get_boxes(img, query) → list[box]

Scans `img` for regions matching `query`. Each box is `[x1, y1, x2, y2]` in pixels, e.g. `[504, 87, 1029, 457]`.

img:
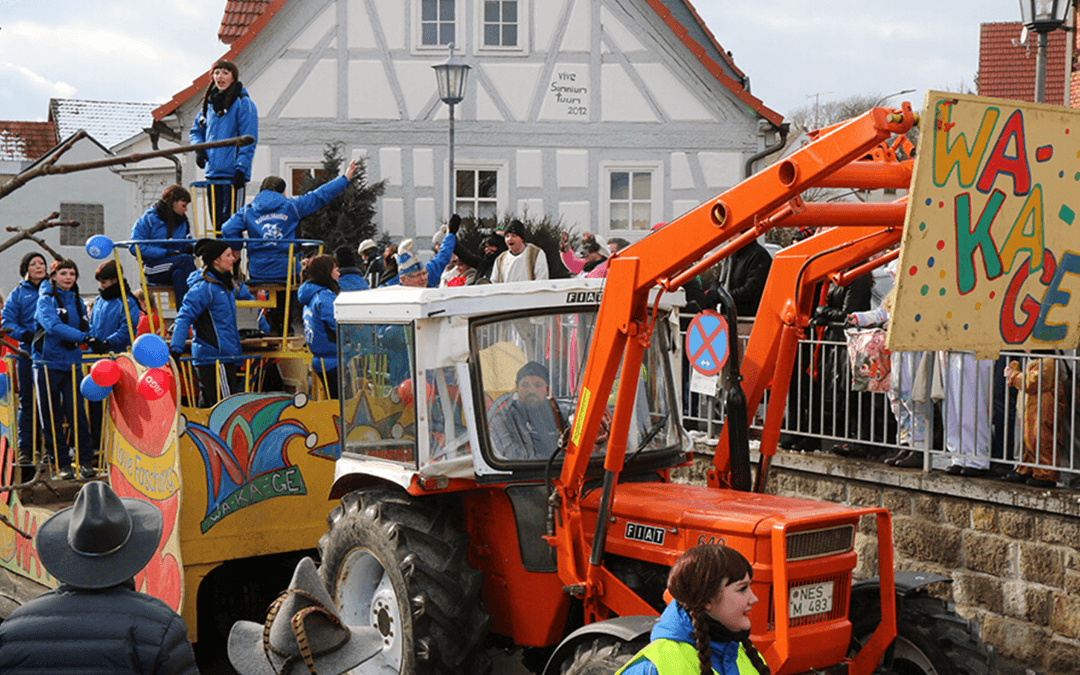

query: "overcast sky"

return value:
[0, 0, 1043, 123]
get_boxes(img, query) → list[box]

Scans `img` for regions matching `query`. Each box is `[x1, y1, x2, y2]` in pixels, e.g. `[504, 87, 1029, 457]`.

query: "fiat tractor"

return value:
[320, 102, 990, 675]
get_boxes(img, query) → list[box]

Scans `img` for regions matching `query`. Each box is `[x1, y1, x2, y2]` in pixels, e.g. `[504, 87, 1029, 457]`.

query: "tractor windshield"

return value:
[474, 308, 680, 467]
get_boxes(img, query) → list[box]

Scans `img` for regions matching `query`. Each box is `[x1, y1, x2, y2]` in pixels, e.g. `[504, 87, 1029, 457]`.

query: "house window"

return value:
[59, 203, 104, 246]
[291, 167, 332, 196]
[421, 0, 456, 46]
[455, 169, 498, 228]
[483, 1, 517, 47]
[609, 171, 653, 230]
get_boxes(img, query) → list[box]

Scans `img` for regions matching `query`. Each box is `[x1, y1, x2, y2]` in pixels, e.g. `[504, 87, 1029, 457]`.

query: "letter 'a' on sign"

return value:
[685, 310, 728, 377]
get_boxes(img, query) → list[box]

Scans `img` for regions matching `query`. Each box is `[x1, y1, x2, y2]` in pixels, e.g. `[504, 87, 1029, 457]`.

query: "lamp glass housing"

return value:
[1020, 0, 1071, 32]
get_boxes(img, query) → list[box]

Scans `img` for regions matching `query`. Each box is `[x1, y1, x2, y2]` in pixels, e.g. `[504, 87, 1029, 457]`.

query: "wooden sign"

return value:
[890, 91, 1080, 357]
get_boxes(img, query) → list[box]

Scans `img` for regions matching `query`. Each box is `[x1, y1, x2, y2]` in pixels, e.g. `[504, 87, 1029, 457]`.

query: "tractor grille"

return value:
[768, 573, 850, 630]
[786, 524, 854, 561]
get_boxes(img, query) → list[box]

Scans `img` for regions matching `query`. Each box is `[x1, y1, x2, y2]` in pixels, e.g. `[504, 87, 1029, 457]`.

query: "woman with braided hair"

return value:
[618, 545, 770, 675]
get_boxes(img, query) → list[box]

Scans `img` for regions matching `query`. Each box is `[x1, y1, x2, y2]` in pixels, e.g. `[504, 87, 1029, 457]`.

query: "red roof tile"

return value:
[218, 0, 273, 45]
[0, 121, 57, 162]
[978, 21, 1069, 105]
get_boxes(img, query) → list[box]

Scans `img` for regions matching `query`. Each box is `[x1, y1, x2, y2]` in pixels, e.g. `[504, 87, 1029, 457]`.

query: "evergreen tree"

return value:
[298, 144, 387, 252]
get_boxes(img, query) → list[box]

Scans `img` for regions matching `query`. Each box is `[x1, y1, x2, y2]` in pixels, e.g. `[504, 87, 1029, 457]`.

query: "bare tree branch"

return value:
[0, 213, 79, 258]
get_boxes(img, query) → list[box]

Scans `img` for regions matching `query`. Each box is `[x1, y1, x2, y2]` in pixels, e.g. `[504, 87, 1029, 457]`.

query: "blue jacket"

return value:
[33, 280, 88, 366]
[130, 202, 192, 268]
[169, 269, 254, 366]
[299, 281, 337, 372]
[337, 267, 370, 291]
[89, 285, 141, 350]
[2, 280, 42, 346]
[221, 176, 351, 281]
[383, 232, 456, 288]
[189, 87, 258, 181]
[619, 601, 758, 675]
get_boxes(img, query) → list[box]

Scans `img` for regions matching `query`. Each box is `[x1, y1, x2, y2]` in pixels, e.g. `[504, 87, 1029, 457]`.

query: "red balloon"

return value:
[90, 359, 121, 387]
[397, 379, 413, 406]
[0, 360, 6, 374]
[137, 367, 173, 401]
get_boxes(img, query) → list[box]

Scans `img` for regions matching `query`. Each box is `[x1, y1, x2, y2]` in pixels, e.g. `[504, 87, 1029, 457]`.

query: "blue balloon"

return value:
[132, 333, 169, 369]
[85, 235, 115, 260]
[80, 374, 112, 402]
[0, 373, 8, 399]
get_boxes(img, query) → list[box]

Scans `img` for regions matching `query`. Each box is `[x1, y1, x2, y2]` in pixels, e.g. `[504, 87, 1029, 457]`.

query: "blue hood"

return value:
[249, 189, 289, 214]
[297, 280, 321, 305]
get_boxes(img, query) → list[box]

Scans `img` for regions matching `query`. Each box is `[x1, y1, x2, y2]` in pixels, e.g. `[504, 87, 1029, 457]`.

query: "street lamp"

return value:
[875, 89, 915, 107]
[1019, 0, 1073, 103]
[432, 43, 471, 218]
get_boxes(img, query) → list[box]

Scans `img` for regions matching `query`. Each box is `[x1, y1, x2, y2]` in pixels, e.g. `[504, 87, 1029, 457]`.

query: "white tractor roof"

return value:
[334, 278, 685, 322]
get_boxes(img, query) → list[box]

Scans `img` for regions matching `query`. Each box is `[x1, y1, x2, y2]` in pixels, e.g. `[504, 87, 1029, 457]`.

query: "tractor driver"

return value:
[488, 361, 567, 461]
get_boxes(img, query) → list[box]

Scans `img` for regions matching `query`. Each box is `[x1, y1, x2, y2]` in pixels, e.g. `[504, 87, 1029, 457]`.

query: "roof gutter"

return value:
[745, 122, 789, 179]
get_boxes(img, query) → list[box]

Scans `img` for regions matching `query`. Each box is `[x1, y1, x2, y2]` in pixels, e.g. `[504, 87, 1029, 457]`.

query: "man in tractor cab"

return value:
[488, 361, 568, 461]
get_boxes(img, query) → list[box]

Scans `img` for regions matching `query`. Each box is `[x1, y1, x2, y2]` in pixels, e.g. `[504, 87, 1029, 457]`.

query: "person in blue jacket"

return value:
[86, 260, 140, 457]
[617, 545, 770, 675]
[33, 259, 93, 480]
[190, 59, 258, 228]
[168, 239, 254, 408]
[333, 246, 370, 291]
[2, 252, 48, 466]
[130, 185, 196, 305]
[299, 254, 341, 397]
[386, 215, 460, 288]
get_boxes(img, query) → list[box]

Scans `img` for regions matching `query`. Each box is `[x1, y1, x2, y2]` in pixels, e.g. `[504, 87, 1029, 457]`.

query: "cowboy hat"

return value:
[35, 481, 163, 590]
[228, 557, 383, 675]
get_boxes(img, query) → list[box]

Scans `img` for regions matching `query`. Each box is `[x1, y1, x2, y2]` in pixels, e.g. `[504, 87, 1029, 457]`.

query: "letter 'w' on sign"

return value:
[933, 101, 999, 188]
[955, 190, 1005, 294]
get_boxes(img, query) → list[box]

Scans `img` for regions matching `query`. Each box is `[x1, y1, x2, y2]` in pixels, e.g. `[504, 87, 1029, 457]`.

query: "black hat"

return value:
[334, 246, 357, 268]
[195, 238, 230, 266]
[35, 481, 163, 590]
[504, 220, 526, 239]
[19, 251, 47, 278]
[516, 360, 550, 385]
[228, 558, 383, 675]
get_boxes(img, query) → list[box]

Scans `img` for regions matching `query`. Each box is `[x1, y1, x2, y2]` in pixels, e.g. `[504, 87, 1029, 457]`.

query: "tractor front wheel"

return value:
[555, 636, 648, 675]
[318, 486, 491, 674]
[851, 591, 991, 675]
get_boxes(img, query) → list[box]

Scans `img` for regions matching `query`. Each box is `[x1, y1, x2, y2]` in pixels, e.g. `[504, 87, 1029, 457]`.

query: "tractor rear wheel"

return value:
[851, 591, 991, 675]
[556, 636, 648, 675]
[318, 486, 492, 674]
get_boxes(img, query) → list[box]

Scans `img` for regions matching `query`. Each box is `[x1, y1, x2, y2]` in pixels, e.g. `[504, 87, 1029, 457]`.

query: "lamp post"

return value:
[432, 43, 471, 218]
[875, 89, 915, 107]
[1020, 0, 1073, 103]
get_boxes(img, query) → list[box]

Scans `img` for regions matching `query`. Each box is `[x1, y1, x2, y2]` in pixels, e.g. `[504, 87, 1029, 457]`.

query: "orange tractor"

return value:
[319, 102, 991, 674]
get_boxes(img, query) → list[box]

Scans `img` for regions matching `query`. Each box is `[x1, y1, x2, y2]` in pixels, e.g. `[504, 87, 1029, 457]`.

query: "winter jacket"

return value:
[383, 232, 457, 288]
[2, 279, 42, 346]
[34, 280, 88, 366]
[89, 283, 141, 350]
[170, 268, 254, 365]
[337, 266, 370, 291]
[0, 581, 198, 675]
[189, 86, 258, 182]
[361, 254, 384, 289]
[727, 240, 772, 317]
[130, 202, 193, 269]
[299, 281, 337, 372]
[221, 176, 351, 281]
[618, 601, 765, 675]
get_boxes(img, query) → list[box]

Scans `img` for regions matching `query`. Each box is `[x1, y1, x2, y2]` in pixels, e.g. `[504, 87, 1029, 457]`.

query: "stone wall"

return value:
[681, 446, 1080, 675]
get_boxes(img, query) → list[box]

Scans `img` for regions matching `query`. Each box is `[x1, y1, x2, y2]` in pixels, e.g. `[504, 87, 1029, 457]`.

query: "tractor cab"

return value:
[332, 279, 689, 491]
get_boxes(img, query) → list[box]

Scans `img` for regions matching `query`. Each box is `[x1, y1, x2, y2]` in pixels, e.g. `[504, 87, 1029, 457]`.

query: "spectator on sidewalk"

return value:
[491, 220, 548, 283]
[1002, 351, 1064, 488]
[558, 232, 609, 278]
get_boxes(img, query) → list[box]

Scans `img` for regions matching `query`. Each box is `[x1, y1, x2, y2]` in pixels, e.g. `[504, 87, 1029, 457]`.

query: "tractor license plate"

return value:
[789, 581, 834, 619]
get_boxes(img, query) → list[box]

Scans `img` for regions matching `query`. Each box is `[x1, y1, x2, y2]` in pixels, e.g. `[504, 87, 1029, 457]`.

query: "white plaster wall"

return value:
[382, 198, 405, 237]
[481, 64, 543, 122]
[292, 5, 336, 49]
[282, 60, 338, 118]
[534, 0, 568, 53]
[476, 86, 502, 122]
[636, 64, 713, 122]
[414, 198, 436, 235]
[395, 61, 440, 120]
[672, 200, 701, 221]
[698, 152, 742, 190]
[348, 61, 399, 119]
[600, 7, 645, 53]
[413, 148, 434, 187]
[671, 152, 695, 191]
[516, 150, 543, 188]
[246, 60, 304, 114]
[347, 1, 378, 49]
[557, 150, 588, 188]
[558, 201, 591, 232]
[374, 0, 405, 50]
[601, 64, 658, 123]
[561, 0, 591, 52]
[518, 198, 544, 218]
[380, 148, 403, 186]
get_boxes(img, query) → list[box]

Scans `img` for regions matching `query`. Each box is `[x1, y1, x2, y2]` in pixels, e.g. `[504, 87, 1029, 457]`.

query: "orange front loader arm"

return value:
[553, 103, 917, 627]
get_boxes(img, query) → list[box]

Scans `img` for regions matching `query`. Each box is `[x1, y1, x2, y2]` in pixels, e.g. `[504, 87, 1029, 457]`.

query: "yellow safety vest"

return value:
[614, 638, 763, 675]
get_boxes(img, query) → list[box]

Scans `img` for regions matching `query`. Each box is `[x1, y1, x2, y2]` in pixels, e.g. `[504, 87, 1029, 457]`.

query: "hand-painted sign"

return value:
[890, 92, 1080, 356]
[685, 311, 729, 376]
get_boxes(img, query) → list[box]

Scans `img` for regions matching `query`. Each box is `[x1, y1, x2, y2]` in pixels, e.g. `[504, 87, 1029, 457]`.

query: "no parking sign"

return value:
[685, 310, 729, 376]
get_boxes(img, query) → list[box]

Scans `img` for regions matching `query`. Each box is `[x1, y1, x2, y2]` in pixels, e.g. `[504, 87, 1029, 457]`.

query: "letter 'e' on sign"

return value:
[891, 91, 1080, 356]
[685, 310, 728, 376]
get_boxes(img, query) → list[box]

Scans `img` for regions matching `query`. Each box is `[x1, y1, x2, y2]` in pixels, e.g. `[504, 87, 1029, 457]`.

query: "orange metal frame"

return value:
[554, 104, 917, 674]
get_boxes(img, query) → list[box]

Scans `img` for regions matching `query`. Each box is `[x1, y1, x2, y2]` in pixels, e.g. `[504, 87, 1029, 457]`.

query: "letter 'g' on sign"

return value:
[685, 311, 728, 376]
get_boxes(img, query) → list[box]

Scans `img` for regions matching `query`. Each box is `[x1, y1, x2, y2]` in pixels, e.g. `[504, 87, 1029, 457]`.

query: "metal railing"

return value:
[681, 320, 1080, 483]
